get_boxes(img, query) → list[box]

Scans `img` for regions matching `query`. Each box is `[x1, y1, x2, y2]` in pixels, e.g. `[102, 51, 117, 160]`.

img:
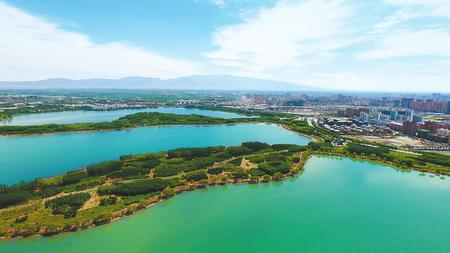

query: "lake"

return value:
[0, 107, 245, 126]
[1, 156, 449, 252]
[0, 123, 311, 184]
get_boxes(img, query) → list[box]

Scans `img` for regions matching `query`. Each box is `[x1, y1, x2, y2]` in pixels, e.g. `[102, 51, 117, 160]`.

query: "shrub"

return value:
[0, 191, 32, 209]
[232, 171, 248, 179]
[62, 170, 88, 185]
[271, 144, 297, 151]
[223, 164, 241, 173]
[87, 160, 123, 176]
[168, 146, 224, 159]
[250, 176, 259, 183]
[288, 145, 307, 153]
[248, 168, 265, 177]
[71, 178, 105, 191]
[242, 142, 270, 151]
[210, 151, 233, 161]
[45, 192, 91, 210]
[107, 166, 150, 178]
[93, 214, 112, 225]
[162, 187, 176, 197]
[185, 158, 215, 171]
[35, 187, 63, 198]
[264, 153, 287, 162]
[259, 161, 291, 175]
[262, 175, 271, 182]
[164, 178, 184, 188]
[153, 164, 186, 177]
[226, 146, 253, 156]
[417, 153, 450, 167]
[97, 179, 167, 196]
[248, 155, 265, 163]
[228, 158, 242, 166]
[198, 179, 209, 185]
[184, 171, 208, 181]
[99, 196, 117, 206]
[346, 143, 388, 156]
[45, 192, 90, 218]
[207, 167, 224, 175]
[273, 172, 283, 181]
[142, 159, 161, 168]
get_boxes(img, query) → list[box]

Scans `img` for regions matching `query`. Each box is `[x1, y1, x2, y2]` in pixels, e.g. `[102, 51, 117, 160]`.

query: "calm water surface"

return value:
[0, 107, 245, 126]
[0, 123, 310, 184]
[1, 156, 449, 253]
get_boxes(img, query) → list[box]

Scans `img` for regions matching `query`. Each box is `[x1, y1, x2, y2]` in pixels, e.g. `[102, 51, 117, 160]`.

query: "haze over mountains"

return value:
[0, 75, 317, 91]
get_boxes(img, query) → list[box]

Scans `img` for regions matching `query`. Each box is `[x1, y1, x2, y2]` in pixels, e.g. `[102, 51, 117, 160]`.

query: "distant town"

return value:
[1, 90, 449, 153]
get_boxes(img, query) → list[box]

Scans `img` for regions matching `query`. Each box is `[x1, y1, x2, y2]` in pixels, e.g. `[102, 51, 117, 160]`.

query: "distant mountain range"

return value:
[0, 75, 318, 91]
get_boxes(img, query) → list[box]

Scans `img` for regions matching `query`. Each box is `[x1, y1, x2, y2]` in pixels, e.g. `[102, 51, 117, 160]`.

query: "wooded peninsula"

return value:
[1, 110, 449, 239]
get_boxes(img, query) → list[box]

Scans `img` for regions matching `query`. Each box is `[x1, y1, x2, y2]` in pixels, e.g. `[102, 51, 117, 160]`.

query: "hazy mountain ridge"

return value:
[0, 75, 317, 91]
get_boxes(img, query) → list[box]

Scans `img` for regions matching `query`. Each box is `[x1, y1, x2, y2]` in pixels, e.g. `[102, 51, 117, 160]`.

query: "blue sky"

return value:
[1, 0, 449, 91]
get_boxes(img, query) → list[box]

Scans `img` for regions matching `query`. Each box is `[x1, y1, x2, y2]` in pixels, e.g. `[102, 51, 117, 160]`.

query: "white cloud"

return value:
[384, 0, 450, 18]
[203, 0, 355, 73]
[0, 2, 201, 81]
[359, 28, 450, 59]
[371, 8, 417, 33]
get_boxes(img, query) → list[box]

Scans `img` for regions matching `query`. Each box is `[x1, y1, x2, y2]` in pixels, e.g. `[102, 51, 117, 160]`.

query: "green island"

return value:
[0, 106, 302, 136]
[0, 112, 256, 135]
[1, 110, 449, 239]
[1, 142, 449, 238]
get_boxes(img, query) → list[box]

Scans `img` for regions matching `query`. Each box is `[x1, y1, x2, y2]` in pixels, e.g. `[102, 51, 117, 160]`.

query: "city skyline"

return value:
[1, 0, 450, 92]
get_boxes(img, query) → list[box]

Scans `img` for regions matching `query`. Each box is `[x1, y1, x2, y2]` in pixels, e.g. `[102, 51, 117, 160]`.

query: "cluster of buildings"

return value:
[318, 117, 392, 135]
[389, 120, 450, 143]
[336, 105, 449, 143]
[401, 97, 449, 113]
[337, 107, 421, 126]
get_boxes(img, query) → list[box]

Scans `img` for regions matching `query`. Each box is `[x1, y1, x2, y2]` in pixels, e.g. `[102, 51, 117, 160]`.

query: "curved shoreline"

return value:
[0, 163, 305, 240]
[0, 122, 316, 142]
[3, 151, 447, 241]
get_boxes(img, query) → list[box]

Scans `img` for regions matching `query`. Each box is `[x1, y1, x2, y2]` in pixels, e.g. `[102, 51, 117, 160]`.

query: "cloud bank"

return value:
[0, 2, 201, 81]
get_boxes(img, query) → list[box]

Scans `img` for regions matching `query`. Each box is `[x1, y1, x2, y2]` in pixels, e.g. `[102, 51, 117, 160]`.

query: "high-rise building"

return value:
[410, 100, 448, 113]
[405, 110, 414, 121]
[359, 111, 369, 122]
[400, 98, 414, 108]
[389, 110, 398, 121]
[403, 121, 417, 136]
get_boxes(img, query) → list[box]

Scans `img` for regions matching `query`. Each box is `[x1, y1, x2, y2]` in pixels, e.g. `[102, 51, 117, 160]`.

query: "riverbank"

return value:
[1, 141, 449, 239]
[0, 112, 258, 136]
[0, 142, 307, 239]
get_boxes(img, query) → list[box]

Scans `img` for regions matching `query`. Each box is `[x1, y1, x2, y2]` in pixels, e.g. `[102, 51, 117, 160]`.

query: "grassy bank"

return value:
[1, 138, 449, 239]
[0, 112, 258, 135]
[0, 142, 306, 238]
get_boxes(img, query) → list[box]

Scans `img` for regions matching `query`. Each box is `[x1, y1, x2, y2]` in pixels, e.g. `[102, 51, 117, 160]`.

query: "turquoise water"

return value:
[0, 107, 244, 126]
[0, 124, 310, 184]
[2, 156, 449, 252]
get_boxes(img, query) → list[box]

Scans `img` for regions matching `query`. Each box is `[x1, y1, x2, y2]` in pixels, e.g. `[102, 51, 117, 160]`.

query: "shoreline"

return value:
[0, 123, 248, 138]
[2, 152, 446, 241]
[279, 123, 317, 142]
[0, 122, 307, 139]
[0, 162, 306, 241]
